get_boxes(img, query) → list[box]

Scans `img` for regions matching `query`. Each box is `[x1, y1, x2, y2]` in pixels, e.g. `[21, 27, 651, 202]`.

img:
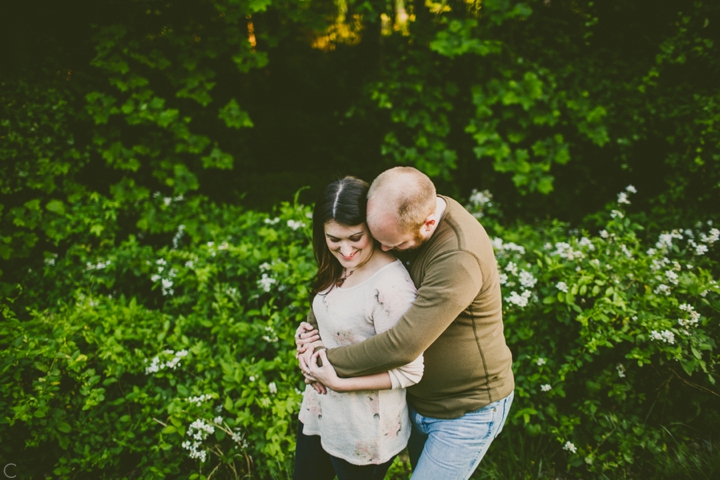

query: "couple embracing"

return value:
[293, 167, 514, 480]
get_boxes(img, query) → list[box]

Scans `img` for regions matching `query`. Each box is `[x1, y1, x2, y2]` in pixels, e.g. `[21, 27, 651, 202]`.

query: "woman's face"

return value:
[324, 220, 374, 270]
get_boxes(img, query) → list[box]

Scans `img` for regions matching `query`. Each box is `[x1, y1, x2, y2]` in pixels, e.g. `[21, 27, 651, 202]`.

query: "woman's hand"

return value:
[306, 350, 341, 391]
[295, 322, 320, 354]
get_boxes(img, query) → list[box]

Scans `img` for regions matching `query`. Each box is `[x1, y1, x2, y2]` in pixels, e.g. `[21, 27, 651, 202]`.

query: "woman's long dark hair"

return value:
[311, 176, 370, 295]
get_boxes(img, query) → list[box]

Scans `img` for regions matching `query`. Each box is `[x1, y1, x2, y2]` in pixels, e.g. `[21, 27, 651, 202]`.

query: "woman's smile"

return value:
[324, 220, 375, 271]
[339, 250, 359, 261]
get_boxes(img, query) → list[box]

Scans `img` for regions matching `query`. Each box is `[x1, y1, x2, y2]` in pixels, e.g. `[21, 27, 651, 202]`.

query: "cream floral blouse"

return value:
[299, 260, 423, 465]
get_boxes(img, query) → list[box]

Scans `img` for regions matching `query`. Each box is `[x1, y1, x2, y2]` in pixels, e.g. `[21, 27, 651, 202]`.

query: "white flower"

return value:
[258, 273, 277, 292]
[536, 358, 546, 366]
[187, 394, 212, 406]
[172, 224, 186, 249]
[616, 363, 626, 378]
[678, 304, 700, 328]
[625, 185, 637, 194]
[651, 256, 671, 272]
[264, 217, 280, 225]
[498, 273, 508, 285]
[541, 384, 552, 392]
[650, 330, 675, 345]
[505, 262, 519, 275]
[578, 237, 594, 249]
[665, 270, 679, 285]
[654, 284, 671, 296]
[145, 349, 189, 374]
[656, 231, 683, 250]
[249, 375, 256, 382]
[269, 382, 277, 395]
[505, 290, 532, 308]
[706, 228, 719, 244]
[695, 244, 708, 255]
[556, 282, 569, 293]
[161, 278, 174, 296]
[563, 441, 577, 453]
[213, 416, 223, 424]
[551, 242, 584, 260]
[163, 197, 172, 206]
[287, 219, 305, 230]
[183, 419, 215, 462]
[519, 270, 537, 288]
[610, 210, 624, 219]
[469, 189, 493, 207]
[617, 192, 630, 205]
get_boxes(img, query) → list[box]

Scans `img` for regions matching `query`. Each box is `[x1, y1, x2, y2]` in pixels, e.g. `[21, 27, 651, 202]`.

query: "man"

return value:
[299, 166, 514, 479]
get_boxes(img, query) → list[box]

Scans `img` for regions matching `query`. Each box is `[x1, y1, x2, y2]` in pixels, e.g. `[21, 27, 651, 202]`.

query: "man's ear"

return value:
[421, 217, 435, 233]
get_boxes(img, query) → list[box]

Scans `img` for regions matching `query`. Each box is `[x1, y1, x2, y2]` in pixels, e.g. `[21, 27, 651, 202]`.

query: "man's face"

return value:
[367, 213, 426, 252]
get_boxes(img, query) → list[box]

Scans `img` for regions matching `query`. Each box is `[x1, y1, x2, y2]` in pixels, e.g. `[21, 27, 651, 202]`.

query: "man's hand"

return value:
[306, 350, 340, 391]
[298, 347, 328, 394]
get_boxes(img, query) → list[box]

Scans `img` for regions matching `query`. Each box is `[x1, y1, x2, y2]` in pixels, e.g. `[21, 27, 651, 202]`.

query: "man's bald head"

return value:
[366, 167, 437, 236]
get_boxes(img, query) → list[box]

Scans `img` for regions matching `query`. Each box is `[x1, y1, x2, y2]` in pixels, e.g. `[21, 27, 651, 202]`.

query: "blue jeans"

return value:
[407, 391, 514, 480]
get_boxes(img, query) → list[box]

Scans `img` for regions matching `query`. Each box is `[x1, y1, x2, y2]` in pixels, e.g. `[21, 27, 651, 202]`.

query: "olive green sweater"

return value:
[308, 196, 514, 418]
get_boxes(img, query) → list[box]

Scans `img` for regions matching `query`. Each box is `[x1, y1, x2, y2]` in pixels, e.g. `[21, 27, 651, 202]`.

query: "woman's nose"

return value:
[340, 244, 353, 256]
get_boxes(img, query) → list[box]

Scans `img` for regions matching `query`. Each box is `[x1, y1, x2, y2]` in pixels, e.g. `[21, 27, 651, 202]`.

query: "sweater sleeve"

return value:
[327, 250, 483, 377]
[305, 306, 319, 330]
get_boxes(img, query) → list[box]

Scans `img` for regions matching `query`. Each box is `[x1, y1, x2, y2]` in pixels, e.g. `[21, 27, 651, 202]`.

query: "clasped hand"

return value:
[295, 322, 338, 394]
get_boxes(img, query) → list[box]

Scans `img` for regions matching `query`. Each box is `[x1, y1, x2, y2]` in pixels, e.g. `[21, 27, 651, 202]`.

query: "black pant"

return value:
[293, 420, 395, 480]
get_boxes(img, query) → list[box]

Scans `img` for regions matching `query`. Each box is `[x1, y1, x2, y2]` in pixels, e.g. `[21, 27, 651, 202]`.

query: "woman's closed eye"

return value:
[327, 234, 364, 243]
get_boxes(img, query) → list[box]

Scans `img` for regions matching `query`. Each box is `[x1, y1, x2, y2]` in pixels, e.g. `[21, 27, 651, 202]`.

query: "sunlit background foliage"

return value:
[1, 0, 719, 478]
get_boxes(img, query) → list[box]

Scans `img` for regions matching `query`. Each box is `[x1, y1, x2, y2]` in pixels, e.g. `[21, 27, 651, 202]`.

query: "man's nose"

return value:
[381, 244, 393, 252]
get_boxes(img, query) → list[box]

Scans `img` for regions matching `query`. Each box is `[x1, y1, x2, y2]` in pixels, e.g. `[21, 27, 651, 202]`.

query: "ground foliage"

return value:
[1, 190, 718, 478]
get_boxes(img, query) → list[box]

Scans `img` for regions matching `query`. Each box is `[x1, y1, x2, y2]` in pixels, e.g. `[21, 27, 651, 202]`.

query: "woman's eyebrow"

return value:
[326, 231, 365, 238]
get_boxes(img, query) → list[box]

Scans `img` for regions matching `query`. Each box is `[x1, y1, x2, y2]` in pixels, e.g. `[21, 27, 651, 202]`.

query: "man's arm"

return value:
[306, 308, 319, 330]
[326, 250, 483, 377]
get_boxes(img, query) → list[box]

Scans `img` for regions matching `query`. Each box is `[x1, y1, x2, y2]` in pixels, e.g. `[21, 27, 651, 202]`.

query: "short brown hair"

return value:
[367, 167, 436, 231]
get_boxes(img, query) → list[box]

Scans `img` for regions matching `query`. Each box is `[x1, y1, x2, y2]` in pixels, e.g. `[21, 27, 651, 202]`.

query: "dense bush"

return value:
[470, 187, 720, 477]
[2, 187, 718, 478]
[1, 198, 315, 478]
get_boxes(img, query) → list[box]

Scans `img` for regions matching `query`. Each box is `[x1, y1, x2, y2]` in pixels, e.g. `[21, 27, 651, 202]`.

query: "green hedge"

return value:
[1, 189, 718, 478]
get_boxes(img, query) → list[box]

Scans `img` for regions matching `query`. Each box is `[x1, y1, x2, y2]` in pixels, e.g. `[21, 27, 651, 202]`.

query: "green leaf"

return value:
[218, 99, 254, 129]
[46, 199, 66, 215]
[57, 422, 72, 433]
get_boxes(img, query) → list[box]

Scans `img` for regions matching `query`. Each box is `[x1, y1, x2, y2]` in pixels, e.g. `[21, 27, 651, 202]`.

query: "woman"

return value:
[293, 176, 423, 480]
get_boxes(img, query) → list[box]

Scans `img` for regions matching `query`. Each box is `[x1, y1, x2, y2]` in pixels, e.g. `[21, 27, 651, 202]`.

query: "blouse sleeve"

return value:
[369, 264, 424, 389]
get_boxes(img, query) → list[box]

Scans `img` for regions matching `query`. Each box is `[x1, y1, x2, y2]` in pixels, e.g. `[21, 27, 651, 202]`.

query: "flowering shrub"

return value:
[468, 187, 720, 475]
[1, 187, 718, 478]
[0, 198, 315, 479]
